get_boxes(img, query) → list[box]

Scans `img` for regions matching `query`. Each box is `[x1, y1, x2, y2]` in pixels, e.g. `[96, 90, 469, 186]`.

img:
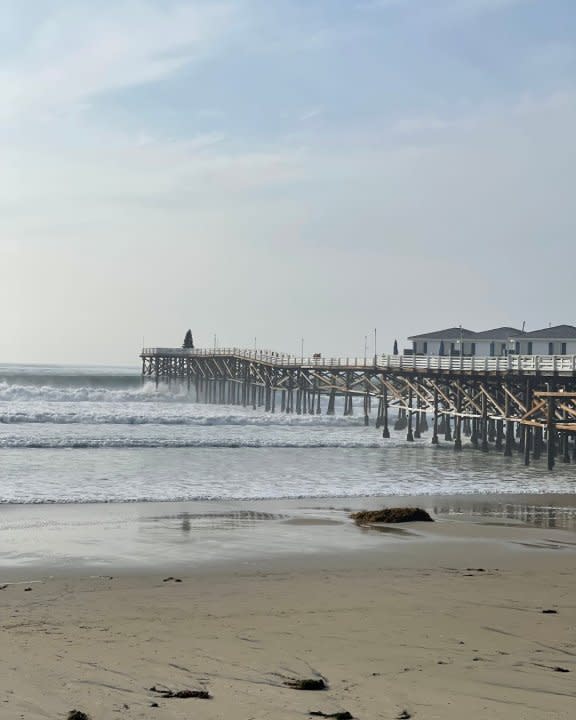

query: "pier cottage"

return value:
[408, 325, 576, 356]
[509, 325, 576, 356]
[408, 327, 476, 357]
[471, 327, 522, 357]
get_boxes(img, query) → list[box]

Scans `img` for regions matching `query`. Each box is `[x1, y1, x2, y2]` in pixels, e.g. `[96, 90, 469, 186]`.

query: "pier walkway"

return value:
[141, 347, 576, 470]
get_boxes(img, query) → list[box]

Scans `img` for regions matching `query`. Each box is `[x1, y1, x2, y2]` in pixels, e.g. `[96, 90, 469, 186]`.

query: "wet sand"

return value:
[2, 493, 576, 575]
[1, 496, 576, 718]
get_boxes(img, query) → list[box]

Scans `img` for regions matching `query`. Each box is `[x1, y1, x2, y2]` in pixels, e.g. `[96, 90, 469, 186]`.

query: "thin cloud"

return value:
[0, 0, 239, 123]
[300, 107, 324, 122]
[360, 0, 534, 23]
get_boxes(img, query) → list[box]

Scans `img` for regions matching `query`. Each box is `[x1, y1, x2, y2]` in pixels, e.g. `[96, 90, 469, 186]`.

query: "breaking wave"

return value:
[0, 409, 362, 426]
[0, 381, 184, 403]
[0, 437, 384, 449]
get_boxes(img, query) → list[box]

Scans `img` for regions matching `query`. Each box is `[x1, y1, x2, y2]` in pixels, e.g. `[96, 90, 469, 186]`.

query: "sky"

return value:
[1, 0, 575, 364]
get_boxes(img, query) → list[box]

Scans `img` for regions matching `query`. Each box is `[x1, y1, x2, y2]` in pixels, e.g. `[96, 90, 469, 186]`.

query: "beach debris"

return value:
[162, 577, 182, 583]
[542, 609, 558, 614]
[150, 702, 159, 708]
[309, 711, 353, 719]
[67, 711, 91, 720]
[149, 685, 211, 699]
[24, 587, 32, 592]
[531, 661, 570, 673]
[397, 711, 412, 719]
[0, 585, 7, 590]
[351, 507, 433, 524]
[284, 678, 327, 691]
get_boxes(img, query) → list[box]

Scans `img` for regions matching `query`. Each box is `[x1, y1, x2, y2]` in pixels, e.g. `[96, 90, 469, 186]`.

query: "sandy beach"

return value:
[1, 498, 576, 720]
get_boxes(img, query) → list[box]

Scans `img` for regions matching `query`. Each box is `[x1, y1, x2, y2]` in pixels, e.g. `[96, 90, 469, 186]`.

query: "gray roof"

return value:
[473, 327, 522, 340]
[516, 324, 576, 339]
[409, 324, 576, 341]
[408, 327, 476, 341]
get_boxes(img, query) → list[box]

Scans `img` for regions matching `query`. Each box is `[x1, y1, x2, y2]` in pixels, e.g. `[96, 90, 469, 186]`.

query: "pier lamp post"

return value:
[301, 338, 304, 361]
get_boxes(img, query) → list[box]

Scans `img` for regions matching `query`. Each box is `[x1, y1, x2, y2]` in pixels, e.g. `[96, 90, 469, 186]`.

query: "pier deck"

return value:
[141, 347, 576, 470]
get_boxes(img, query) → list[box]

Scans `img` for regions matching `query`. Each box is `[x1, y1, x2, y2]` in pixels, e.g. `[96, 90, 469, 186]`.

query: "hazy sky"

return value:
[2, 0, 575, 365]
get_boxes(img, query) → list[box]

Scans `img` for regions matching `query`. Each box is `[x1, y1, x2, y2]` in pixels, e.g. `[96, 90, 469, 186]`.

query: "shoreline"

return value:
[1, 492, 576, 578]
[1, 516, 575, 719]
[2, 494, 575, 718]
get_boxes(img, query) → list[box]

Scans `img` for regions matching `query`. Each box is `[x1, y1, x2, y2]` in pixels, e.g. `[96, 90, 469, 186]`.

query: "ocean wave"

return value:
[0, 486, 572, 505]
[0, 437, 384, 449]
[0, 381, 187, 403]
[0, 410, 362, 427]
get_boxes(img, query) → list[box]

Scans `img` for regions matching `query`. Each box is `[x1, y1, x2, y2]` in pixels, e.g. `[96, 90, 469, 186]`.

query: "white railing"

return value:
[140, 348, 576, 376]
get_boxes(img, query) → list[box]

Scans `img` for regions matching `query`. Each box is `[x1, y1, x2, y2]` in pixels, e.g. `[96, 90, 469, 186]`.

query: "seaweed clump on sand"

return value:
[351, 507, 433, 524]
[149, 686, 212, 699]
[284, 678, 327, 691]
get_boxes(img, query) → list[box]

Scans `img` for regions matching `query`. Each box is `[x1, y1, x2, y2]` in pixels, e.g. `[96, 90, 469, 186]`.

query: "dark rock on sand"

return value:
[351, 508, 433, 524]
[284, 678, 327, 690]
[67, 711, 91, 720]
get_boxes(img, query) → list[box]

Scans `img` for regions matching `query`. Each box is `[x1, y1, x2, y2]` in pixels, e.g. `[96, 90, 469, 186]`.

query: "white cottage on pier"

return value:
[509, 325, 576, 356]
[408, 325, 576, 356]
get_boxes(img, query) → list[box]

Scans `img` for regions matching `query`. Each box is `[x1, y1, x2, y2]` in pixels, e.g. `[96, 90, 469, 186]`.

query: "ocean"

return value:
[0, 363, 575, 505]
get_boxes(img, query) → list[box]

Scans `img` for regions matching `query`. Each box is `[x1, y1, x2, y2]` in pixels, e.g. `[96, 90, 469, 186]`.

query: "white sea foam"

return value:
[0, 380, 182, 403]
[0, 408, 363, 426]
[0, 438, 384, 449]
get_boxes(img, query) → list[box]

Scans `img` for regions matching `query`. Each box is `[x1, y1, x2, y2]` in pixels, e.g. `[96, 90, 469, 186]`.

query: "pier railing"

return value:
[141, 348, 576, 376]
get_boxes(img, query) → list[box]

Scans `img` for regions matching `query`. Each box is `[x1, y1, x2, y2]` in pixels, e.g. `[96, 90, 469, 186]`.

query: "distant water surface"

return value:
[0, 363, 575, 505]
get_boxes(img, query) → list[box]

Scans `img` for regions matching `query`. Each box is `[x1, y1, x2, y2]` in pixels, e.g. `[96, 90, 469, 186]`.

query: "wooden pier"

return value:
[140, 347, 576, 470]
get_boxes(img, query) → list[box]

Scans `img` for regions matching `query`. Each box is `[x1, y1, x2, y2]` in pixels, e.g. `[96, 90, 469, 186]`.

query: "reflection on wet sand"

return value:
[144, 510, 285, 533]
[434, 502, 576, 530]
[359, 524, 416, 537]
